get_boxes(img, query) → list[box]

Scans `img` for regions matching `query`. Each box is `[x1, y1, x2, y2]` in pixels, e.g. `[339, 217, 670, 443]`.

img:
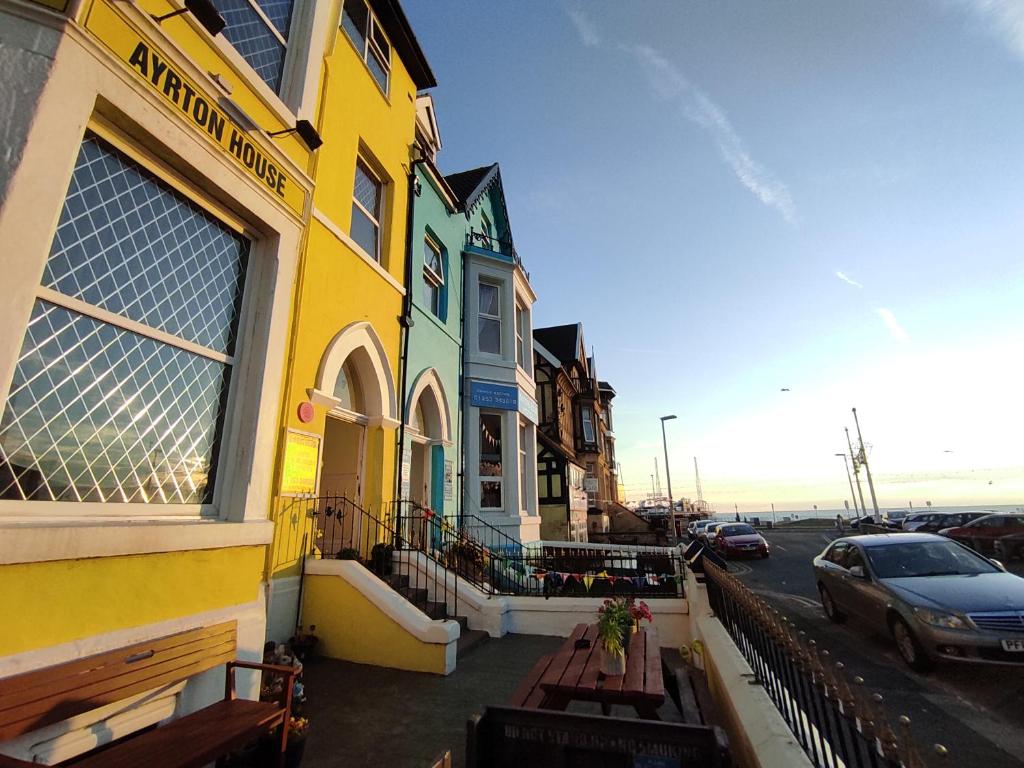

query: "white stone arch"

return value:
[309, 321, 399, 425]
[406, 367, 452, 444]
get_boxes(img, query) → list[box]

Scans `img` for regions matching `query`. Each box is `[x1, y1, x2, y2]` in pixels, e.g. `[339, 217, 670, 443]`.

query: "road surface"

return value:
[727, 529, 1024, 767]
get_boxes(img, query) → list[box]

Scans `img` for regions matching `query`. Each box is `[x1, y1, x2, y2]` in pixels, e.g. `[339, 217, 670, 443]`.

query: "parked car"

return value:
[882, 510, 911, 529]
[905, 511, 990, 534]
[940, 513, 1024, 556]
[995, 532, 1024, 562]
[813, 533, 1024, 671]
[713, 523, 769, 559]
[849, 515, 876, 530]
[687, 519, 714, 541]
[702, 522, 725, 546]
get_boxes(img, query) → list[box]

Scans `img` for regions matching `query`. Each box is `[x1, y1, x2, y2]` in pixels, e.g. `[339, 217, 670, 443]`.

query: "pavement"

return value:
[729, 529, 1024, 768]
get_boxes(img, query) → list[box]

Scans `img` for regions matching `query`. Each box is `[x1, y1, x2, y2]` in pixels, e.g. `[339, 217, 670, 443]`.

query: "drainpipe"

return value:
[457, 244, 468, 527]
[395, 156, 423, 519]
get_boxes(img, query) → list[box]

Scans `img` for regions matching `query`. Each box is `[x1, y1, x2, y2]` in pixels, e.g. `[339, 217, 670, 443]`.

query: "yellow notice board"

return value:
[281, 430, 321, 496]
[84, 1, 306, 217]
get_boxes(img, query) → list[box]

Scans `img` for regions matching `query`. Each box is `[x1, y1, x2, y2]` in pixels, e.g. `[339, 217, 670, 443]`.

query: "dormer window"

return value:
[341, 0, 392, 94]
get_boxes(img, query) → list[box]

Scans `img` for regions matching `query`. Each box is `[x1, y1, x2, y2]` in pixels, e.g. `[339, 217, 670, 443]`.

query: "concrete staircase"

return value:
[383, 572, 489, 659]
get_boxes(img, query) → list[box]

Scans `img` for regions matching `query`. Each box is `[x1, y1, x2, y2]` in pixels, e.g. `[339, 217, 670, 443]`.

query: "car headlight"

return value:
[913, 607, 968, 630]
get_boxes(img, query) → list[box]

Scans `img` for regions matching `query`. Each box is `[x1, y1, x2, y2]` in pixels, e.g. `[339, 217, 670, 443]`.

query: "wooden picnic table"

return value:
[508, 622, 665, 720]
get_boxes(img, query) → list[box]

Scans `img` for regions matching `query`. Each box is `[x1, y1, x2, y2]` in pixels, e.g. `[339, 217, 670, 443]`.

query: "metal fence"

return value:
[398, 505, 685, 600]
[703, 561, 940, 768]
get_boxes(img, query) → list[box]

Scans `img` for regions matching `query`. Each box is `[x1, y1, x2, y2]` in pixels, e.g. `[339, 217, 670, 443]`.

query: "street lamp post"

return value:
[660, 415, 677, 538]
[852, 408, 880, 522]
[835, 453, 859, 517]
[845, 427, 867, 517]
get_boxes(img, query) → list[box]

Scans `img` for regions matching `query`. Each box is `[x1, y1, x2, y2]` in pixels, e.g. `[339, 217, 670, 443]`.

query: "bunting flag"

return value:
[528, 570, 681, 588]
[583, 575, 595, 591]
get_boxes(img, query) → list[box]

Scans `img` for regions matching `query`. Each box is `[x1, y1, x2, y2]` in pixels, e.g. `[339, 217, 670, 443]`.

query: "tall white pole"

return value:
[853, 408, 880, 522]
[846, 427, 867, 516]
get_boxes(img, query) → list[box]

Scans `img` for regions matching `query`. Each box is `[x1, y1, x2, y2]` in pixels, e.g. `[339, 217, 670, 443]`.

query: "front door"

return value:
[320, 416, 365, 554]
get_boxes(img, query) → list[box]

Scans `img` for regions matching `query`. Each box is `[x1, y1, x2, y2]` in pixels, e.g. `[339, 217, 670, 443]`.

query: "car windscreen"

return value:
[721, 524, 756, 536]
[866, 540, 1000, 578]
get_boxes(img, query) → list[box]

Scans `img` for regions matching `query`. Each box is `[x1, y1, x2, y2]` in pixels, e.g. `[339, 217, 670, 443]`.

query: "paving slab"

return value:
[300, 633, 565, 768]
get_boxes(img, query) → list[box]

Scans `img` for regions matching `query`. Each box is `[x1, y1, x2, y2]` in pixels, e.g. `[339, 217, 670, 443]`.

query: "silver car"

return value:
[813, 533, 1024, 671]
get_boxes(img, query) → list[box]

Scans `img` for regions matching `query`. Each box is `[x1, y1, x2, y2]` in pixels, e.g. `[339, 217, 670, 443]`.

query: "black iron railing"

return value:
[280, 494, 458, 623]
[395, 504, 685, 599]
[704, 562, 939, 768]
[466, 230, 529, 278]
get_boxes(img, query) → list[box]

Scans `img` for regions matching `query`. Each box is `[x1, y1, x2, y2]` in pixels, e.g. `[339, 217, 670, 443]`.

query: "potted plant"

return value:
[370, 542, 394, 576]
[628, 599, 653, 633]
[597, 598, 632, 676]
[336, 547, 360, 561]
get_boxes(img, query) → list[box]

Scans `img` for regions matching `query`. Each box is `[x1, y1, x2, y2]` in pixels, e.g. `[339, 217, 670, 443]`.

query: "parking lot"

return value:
[728, 528, 1024, 767]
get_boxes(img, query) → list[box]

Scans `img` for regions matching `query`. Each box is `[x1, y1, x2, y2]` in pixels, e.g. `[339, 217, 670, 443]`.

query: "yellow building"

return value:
[264, 0, 436, 641]
[0, 0, 325, 760]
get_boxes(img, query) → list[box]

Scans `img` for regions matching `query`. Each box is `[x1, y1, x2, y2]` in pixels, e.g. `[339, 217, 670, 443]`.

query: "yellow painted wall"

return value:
[80, 0, 310, 171]
[303, 574, 449, 674]
[268, 18, 421, 578]
[0, 547, 263, 657]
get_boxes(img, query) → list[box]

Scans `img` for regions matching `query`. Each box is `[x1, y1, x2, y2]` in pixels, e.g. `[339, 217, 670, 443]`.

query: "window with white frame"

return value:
[0, 134, 249, 505]
[515, 300, 527, 368]
[478, 281, 501, 355]
[581, 405, 596, 444]
[351, 159, 383, 260]
[479, 411, 503, 509]
[422, 237, 444, 318]
[214, 0, 296, 93]
[341, 0, 392, 93]
[518, 419, 529, 511]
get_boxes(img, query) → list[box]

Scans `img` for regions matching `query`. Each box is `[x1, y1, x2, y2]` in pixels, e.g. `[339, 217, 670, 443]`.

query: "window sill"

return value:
[312, 207, 405, 295]
[0, 517, 274, 565]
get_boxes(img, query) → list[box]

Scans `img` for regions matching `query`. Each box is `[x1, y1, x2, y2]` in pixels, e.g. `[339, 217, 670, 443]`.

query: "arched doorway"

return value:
[309, 322, 398, 553]
[406, 368, 452, 514]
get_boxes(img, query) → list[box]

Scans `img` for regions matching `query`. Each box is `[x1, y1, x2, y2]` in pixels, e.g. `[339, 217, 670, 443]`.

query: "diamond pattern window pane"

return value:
[213, 0, 287, 92]
[256, 0, 295, 38]
[353, 161, 381, 218]
[0, 301, 231, 503]
[44, 136, 249, 356]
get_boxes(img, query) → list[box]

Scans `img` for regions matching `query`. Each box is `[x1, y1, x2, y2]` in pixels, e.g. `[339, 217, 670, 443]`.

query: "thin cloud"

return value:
[955, 0, 1024, 58]
[566, 6, 601, 47]
[626, 44, 797, 225]
[835, 271, 863, 288]
[877, 308, 910, 343]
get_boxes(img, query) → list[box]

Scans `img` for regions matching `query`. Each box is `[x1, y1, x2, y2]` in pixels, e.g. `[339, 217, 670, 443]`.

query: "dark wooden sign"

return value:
[466, 706, 727, 768]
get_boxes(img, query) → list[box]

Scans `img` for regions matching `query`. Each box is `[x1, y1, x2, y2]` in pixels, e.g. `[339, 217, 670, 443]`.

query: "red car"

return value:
[940, 513, 1024, 556]
[713, 523, 769, 559]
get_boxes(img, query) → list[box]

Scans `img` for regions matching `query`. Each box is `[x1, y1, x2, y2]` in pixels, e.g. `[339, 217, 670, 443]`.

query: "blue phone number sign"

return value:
[470, 381, 519, 411]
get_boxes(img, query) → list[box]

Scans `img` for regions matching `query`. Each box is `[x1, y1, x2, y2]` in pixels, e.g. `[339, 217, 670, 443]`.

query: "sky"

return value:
[403, 0, 1024, 512]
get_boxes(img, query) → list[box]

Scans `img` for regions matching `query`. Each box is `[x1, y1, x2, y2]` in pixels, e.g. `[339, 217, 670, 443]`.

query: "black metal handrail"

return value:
[703, 561, 939, 768]
[280, 494, 458, 624]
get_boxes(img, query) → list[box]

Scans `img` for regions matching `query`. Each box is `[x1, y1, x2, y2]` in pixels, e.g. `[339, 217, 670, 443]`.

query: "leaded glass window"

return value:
[213, 0, 295, 93]
[351, 160, 383, 260]
[0, 134, 249, 505]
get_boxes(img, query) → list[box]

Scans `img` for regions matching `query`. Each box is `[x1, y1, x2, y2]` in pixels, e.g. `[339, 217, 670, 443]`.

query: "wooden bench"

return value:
[0, 621, 297, 768]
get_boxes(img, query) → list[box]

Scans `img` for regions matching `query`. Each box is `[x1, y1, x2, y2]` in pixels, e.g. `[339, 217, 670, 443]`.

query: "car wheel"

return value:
[890, 616, 933, 673]
[819, 584, 845, 623]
